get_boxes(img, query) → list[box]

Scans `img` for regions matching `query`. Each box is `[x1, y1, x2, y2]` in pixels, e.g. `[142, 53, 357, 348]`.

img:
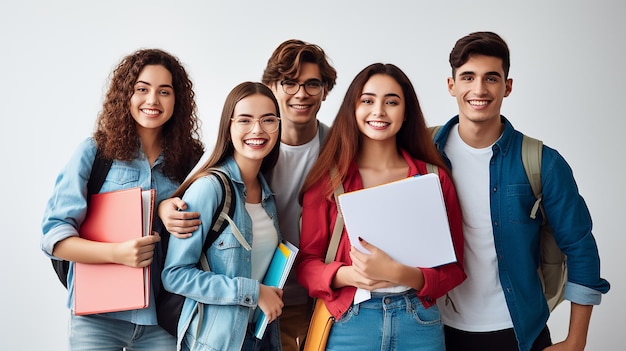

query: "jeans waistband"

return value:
[370, 288, 416, 298]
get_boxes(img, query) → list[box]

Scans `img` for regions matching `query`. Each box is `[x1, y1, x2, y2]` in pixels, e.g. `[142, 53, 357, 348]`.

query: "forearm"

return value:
[564, 302, 593, 349]
[52, 236, 116, 264]
[389, 263, 425, 291]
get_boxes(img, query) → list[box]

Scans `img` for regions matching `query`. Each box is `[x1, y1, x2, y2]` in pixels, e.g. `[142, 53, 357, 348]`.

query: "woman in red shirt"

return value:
[297, 63, 466, 351]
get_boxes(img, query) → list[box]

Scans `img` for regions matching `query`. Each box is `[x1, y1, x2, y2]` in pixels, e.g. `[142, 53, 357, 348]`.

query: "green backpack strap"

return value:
[521, 135, 545, 222]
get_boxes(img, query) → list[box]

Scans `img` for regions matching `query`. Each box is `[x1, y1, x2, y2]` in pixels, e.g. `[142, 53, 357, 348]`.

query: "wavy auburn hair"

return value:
[93, 48, 204, 183]
[300, 63, 449, 201]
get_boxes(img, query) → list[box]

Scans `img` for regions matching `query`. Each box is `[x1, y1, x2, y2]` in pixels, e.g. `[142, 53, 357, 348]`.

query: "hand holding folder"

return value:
[74, 186, 155, 315]
[337, 174, 457, 303]
[254, 241, 299, 339]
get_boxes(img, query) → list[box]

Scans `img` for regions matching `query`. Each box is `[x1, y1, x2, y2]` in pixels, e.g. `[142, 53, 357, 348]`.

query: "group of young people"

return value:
[41, 32, 609, 351]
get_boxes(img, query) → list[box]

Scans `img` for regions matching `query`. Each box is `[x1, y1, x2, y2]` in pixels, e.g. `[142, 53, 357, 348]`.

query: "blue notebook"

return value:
[254, 241, 299, 339]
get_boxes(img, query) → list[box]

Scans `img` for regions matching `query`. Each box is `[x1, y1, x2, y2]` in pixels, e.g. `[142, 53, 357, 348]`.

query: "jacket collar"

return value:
[434, 115, 516, 158]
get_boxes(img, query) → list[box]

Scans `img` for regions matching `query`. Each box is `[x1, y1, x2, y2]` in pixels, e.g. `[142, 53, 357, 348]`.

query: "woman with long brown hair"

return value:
[297, 63, 466, 350]
[162, 82, 284, 351]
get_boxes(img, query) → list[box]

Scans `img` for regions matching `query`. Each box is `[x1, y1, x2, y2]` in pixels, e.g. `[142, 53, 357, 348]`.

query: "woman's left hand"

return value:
[350, 237, 399, 284]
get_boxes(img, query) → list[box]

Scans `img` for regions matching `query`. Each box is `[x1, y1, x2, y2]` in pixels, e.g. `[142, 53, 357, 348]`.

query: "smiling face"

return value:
[230, 94, 280, 165]
[269, 62, 327, 131]
[130, 64, 175, 133]
[355, 74, 405, 143]
[448, 54, 512, 127]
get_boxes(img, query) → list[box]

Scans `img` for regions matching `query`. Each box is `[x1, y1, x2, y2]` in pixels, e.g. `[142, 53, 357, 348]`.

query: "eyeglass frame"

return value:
[230, 116, 281, 133]
[279, 79, 324, 96]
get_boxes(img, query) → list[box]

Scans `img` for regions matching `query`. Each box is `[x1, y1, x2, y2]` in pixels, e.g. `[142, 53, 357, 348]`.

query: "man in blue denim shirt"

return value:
[434, 32, 610, 351]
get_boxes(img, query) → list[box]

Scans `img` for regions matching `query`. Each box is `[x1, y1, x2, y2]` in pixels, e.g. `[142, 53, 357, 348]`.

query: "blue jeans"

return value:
[326, 290, 444, 351]
[70, 314, 175, 351]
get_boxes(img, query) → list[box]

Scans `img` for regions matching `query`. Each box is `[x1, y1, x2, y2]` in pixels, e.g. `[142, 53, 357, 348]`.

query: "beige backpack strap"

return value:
[521, 135, 545, 222]
[326, 166, 345, 263]
[425, 163, 439, 175]
[428, 125, 442, 139]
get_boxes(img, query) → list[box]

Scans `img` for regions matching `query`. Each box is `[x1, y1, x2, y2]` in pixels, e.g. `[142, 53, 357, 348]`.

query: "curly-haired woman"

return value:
[41, 48, 204, 350]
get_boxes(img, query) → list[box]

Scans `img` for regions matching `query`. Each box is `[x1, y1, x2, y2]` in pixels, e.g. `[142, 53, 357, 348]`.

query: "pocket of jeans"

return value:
[411, 299, 441, 325]
[334, 304, 356, 324]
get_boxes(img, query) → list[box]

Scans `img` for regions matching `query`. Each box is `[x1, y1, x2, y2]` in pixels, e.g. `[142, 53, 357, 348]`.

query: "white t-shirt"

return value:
[246, 202, 278, 282]
[438, 124, 513, 331]
[266, 130, 321, 305]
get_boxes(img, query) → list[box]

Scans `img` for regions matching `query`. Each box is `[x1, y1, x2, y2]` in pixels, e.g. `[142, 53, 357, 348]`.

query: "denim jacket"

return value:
[41, 137, 180, 325]
[162, 156, 281, 351]
[433, 116, 610, 351]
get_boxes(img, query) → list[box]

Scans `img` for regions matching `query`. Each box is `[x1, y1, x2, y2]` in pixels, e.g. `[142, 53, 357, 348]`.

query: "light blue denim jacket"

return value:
[162, 156, 281, 351]
[41, 137, 180, 325]
[434, 116, 610, 351]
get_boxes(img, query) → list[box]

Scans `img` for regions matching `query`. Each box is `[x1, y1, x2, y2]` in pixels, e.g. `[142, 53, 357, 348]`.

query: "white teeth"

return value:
[469, 100, 488, 106]
[291, 105, 309, 110]
[368, 121, 389, 128]
[244, 139, 266, 146]
[142, 109, 160, 115]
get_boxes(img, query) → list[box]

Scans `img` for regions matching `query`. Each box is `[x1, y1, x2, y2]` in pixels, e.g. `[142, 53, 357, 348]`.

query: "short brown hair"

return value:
[262, 39, 337, 92]
[449, 32, 510, 79]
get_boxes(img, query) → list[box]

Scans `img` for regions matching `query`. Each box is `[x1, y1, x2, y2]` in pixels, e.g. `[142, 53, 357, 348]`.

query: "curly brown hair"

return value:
[93, 48, 204, 183]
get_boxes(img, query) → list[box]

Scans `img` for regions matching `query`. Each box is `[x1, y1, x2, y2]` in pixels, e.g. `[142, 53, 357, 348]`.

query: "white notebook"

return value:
[338, 173, 457, 268]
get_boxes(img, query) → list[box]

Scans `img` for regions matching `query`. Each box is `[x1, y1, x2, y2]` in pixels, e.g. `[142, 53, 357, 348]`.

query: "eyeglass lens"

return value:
[232, 117, 280, 133]
[280, 80, 323, 96]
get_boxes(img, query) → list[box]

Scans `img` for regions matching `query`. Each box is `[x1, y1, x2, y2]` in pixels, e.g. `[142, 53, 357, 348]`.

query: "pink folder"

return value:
[74, 187, 154, 315]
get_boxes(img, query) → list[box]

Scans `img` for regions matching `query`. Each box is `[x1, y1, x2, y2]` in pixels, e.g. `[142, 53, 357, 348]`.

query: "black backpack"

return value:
[155, 169, 236, 337]
[51, 149, 112, 288]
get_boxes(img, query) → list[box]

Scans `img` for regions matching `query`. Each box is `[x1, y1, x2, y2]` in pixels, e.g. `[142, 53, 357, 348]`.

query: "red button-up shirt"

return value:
[296, 149, 466, 319]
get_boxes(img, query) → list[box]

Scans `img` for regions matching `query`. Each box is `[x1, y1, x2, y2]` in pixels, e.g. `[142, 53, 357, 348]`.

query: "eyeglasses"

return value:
[280, 79, 324, 96]
[230, 116, 281, 133]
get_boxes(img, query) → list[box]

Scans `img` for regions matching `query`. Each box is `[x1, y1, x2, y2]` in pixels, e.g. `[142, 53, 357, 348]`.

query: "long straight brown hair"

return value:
[300, 63, 449, 202]
[172, 82, 281, 198]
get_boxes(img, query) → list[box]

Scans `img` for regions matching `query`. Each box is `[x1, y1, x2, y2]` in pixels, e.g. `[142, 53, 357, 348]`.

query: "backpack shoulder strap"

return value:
[326, 166, 345, 264]
[425, 163, 439, 175]
[201, 169, 236, 255]
[521, 135, 544, 221]
[87, 148, 113, 199]
[428, 125, 442, 140]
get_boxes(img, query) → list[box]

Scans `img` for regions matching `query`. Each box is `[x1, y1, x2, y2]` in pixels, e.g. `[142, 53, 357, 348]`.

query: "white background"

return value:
[1, 1, 623, 349]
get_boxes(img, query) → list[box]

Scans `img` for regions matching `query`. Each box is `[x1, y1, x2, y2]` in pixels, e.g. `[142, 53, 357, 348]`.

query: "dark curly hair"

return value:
[93, 48, 204, 183]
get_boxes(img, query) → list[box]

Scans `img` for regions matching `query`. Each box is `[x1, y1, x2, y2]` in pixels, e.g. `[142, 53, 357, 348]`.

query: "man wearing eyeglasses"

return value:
[261, 39, 337, 351]
[158, 39, 337, 350]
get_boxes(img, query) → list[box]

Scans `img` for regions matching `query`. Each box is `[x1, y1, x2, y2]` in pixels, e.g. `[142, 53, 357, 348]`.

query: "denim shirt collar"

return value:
[219, 156, 274, 203]
[434, 115, 517, 165]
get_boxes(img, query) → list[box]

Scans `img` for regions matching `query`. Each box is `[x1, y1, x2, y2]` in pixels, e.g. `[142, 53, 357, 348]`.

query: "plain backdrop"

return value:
[1, 1, 623, 350]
